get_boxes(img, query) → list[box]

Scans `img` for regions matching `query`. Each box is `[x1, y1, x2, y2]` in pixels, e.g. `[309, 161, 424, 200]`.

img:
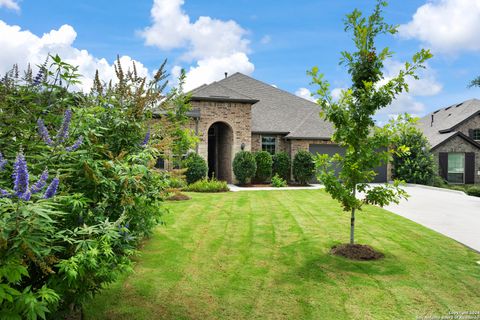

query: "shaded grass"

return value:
[85, 190, 480, 320]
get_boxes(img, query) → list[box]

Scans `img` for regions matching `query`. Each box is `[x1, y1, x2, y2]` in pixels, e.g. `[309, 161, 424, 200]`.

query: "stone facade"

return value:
[433, 135, 480, 184]
[251, 133, 289, 154]
[455, 114, 480, 140]
[289, 139, 335, 157]
[189, 100, 253, 183]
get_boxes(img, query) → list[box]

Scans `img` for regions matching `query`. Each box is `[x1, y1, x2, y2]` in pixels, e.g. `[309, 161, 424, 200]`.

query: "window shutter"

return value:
[439, 153, 448, 180]
[469, 129, 474, 138]
[465, 152, 475, 184]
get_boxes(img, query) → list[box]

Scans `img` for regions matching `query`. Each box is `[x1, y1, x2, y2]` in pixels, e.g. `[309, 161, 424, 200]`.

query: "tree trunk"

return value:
[350, 207, 355, 245]
[350, 186, 356, 244]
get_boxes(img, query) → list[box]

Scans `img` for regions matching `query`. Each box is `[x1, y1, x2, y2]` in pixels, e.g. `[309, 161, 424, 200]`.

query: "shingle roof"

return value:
[418, 98, 480, 149]
[190, 72, 334, 139]
[189, 81, 258, 103]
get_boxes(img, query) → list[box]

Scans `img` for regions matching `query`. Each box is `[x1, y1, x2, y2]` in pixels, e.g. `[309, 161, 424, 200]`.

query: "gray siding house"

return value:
[419, 99, 480, 184]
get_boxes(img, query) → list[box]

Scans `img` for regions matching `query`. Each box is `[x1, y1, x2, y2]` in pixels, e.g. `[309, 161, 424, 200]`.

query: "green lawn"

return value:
[85, 190, 480, 320]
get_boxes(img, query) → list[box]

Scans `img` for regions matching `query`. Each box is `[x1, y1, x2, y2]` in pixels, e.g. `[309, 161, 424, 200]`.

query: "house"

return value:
[418, 99, 480, 184]
[180, 72, 387, 183]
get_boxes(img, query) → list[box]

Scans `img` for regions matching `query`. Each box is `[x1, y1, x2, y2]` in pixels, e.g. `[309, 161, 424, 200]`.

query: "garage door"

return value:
[309, 144, 387, 183]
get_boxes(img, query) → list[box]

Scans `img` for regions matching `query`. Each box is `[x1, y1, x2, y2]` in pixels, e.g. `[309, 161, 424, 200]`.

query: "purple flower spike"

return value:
[43, 177, 59, 199]
[0, 189, 10, 198]
[141, 128, 150, 147]
[0, 152, 6, 171]
[20, 190, 31, 201]
[37, 119, 54, 146]
[33, 67, 44, 86]
[55, 109, 72, 144]
[31, 169, 49, 194]
[66, 136, 84, 152]
[12, 151, 29, 197]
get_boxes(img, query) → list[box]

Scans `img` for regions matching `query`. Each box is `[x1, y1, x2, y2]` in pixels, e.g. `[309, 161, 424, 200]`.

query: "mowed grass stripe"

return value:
[85, 190, 480, 320]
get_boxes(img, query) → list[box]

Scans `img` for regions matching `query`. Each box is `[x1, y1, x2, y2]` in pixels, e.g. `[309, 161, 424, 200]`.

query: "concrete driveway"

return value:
[384, 185, 480, 252]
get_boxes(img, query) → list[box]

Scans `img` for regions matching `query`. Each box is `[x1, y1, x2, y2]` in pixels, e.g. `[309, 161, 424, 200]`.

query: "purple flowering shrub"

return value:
[37, 109, 84, 151]
[0, 150, 59, 201]
[0, 55, 190, 318]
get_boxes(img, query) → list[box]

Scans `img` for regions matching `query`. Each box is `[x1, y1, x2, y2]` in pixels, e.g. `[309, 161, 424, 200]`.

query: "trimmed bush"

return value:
[272, 152, 291, 181]
[271, 174, 288, 188]
[183, 153, 208, 184]
[293, 150, 315, 185]
[254, 151, 273, 183]
[233, 151, 257, 185]
[168, 177, 187, 189]
[184, 178, 229, 192]
[467, 186, 480, 197]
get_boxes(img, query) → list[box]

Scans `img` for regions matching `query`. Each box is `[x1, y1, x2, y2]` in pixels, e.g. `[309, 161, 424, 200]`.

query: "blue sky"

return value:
[1, 0, 479, 123]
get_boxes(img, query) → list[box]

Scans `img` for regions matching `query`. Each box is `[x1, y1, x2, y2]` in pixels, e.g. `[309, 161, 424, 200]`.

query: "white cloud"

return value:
[295, 87, 316, 102]
[399, 0, 480, 54]
[331, 88, 346, 101]
[380, 59, 442, 97]
[376, 59, 442, 117]
[0, 0, 20, 11]
[0, 20, 149, 92]
[141, 0, 254, 91]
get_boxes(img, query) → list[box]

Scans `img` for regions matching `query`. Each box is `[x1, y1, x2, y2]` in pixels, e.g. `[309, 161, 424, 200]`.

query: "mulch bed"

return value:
[330, 244, 384, 260]
[167, 192, 191, 201]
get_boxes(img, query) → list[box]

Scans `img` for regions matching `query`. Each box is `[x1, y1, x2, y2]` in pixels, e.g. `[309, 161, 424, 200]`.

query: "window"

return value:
[473, 129, 480, 140]
[447, 153, 465, 184]
[261, 136, 276, 155]
[155, 157, 165, 169]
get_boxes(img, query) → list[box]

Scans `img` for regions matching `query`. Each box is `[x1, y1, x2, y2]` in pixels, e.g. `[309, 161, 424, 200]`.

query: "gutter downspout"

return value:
[195, 117, 199, 154]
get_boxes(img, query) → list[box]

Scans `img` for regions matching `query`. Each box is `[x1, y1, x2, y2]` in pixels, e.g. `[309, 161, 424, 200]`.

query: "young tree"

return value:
[309, 1, 432, 246]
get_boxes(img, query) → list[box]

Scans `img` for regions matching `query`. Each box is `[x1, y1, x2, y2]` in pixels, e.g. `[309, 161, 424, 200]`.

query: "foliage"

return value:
[468, 76, 480, 88]
[466, 186, 480, 197]
[183, 153, 208, 184]
[271, 174, 288, 188]
[385, 114, 436, 185]
[233, 151, 257, 185]
[272, 152, 291, 181]
[254, 151, 273, 183]
[0, 55, 191, 318]
[292, 150, 315, 185]
[309, 1, 431, 244]
[184, 178, 229, 192]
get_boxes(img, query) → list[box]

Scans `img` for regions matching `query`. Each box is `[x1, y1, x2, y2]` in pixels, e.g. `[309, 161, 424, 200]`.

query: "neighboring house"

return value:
[173, 72, 387, 183]
[419, 99, 480, 184]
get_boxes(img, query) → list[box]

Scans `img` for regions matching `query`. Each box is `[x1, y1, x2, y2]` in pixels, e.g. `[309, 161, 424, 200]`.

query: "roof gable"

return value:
[191, 72, 334, 138]
[189, 81, 258, 103]
[418, 99, 480, 149]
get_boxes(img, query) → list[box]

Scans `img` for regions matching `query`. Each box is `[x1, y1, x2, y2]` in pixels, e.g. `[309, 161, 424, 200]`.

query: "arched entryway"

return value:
[207, 122, 233, 183]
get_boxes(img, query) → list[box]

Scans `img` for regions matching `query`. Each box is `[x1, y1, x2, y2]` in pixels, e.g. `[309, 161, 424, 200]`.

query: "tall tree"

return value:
[309, 1, 432, 246]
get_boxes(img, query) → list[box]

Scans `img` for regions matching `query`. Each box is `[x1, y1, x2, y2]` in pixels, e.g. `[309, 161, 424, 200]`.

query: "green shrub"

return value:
[184, 178, 229, 192]
[168, 177, 187, 189]
[233, 151, 257, 185]
[390, 115, 436, 185]
[271, 174, 288, 187]
[183, 153, 208, 184]
[467, 186, 480, 197]
[0, 56, 192, 318]
[272, 152, 291, 181]
[293, 150, 315, 185]
[254, 151, 273, 183]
